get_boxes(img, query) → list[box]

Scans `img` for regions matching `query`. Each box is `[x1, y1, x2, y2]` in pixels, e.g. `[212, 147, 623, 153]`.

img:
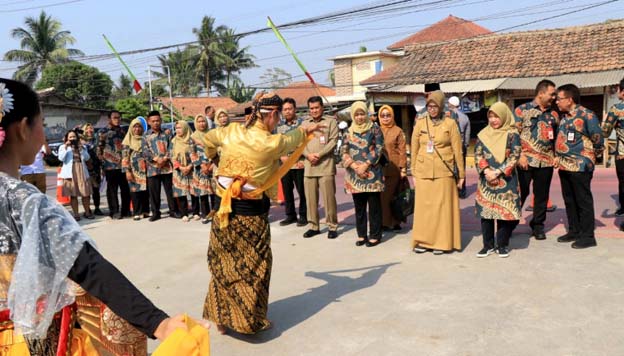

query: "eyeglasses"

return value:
[427, 105, 439, 109]
[556, 96, 569, 101]
[380, 114, 392, 118]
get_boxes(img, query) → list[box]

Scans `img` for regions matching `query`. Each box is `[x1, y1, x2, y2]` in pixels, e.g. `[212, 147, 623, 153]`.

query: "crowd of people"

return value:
[27, 79, 623, 258]
[2, 75, 622, 351]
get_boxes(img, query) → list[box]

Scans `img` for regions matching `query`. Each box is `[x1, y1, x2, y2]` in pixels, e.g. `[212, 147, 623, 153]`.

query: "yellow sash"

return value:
[216, 131, 313, 228]
[152, 315, 209, 356]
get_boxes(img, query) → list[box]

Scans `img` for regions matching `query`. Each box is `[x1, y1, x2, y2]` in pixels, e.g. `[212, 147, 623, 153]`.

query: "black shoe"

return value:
[355, 238, 367, 246]
[533, 232, 547, 240]
[112, 213, 123, 220]
[572, 239, 597, 249]
[202, 218, 210, 224]
[366, 238, 381, 247]
[557, 233, 577, 243]
[327, 231, 338, 239]
[296, 218, 308, 227]
[476, 247, 495, 258]
[149, 215, 161, 222]
[303, 229, 320, 238]
[169, 212, 182, 219]
[615, 208, 624, 216]
[546, 205, 557, 212]
[93, 208, 105, 216]
[382, 226, 393, 232]
[497, 246, 510, 258]
[83, 213, 95, 220]
[392, 225, 402, 231]
[279, 217, 297, 226]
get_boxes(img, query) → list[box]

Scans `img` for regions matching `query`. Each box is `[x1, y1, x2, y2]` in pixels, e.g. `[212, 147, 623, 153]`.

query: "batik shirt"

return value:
[474, 132, 522, 221]
[513, 100, 559, 168]
[191, 143, 214, 196]
[276, 117, 305, 169]
[96, 126, 126, 171]
[143, 129, 173, 177]
[170, 139, 194, 197]
[555, 105, 603, 172]
[341, 125, 385, 193]
[122, 142, 148, 192]
[602, 102, 624, 159]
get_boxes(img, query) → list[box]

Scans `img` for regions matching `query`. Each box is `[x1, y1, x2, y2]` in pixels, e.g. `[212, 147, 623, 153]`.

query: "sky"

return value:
[0, 0, 623, 92]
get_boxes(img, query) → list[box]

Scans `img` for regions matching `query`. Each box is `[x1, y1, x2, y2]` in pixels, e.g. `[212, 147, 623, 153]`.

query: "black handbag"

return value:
[391, 177, 414, 222]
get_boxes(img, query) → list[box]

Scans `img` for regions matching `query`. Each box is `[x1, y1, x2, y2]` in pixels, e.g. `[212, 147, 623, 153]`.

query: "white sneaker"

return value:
[413, 247, 428, 253]
[193, 214, 201, 221]
[181, 216, 190, 222]
[432, 250, 445, 255]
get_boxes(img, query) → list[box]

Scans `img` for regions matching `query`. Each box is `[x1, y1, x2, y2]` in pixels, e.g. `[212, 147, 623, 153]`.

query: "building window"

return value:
[375, 60, 383, 74]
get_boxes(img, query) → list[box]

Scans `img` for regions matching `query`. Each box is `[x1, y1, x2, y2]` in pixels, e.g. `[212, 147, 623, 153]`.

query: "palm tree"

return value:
[155, 46, 202, 96]
[218, 28, 256, 89]
[193, 16, 227, 95]
[4, 11, 84, 85]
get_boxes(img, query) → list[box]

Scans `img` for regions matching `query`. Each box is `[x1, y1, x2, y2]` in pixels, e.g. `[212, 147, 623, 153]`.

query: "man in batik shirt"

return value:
[513, 80, 559, 240]
[277, 97, 307, 226]
[601, 78, 624, 217]
[554, 84, 603, 249]
[143, 111, 178, 221]
[97, 110, 131, 219]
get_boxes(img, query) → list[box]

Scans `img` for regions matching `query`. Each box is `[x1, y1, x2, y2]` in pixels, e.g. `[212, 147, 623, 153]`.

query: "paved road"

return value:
[46, 167, 624, 355]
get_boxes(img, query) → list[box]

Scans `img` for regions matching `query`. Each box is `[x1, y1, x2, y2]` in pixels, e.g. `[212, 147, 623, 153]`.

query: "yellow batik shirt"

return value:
[199, 120, 306, 199]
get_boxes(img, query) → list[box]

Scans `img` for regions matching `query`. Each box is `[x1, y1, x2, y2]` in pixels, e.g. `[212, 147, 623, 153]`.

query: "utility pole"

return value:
[147, 65, 174, 122]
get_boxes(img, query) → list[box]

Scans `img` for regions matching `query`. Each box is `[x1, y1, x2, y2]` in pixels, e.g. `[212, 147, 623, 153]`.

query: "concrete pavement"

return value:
[48, 167, 624, 355]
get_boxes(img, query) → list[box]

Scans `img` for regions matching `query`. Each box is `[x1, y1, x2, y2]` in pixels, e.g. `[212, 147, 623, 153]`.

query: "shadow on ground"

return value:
[226, 262, 400, 343]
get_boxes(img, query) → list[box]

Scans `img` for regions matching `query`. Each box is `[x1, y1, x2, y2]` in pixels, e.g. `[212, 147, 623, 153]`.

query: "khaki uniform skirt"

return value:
[62, 162, 93, 197]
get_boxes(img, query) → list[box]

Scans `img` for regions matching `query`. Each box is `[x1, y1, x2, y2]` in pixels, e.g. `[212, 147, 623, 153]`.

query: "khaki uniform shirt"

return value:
[301, 116, 338, 177]
[411, 116, 465, 179]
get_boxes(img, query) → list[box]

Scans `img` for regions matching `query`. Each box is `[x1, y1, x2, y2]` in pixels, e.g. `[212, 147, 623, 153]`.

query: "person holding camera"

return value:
[59, 129, 94, 220]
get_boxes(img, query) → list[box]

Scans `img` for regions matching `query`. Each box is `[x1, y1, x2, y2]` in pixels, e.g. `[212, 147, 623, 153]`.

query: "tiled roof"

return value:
[387, 15, 491, 50]
[371, 19, 624, 86]
[157, 96, 238, 118]
[360, 64, 398, 85]
[274, 81, 336, 108]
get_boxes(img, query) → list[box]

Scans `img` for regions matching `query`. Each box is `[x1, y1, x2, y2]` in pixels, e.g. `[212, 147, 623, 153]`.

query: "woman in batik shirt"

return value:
[197, 92, 323, 335]
[170, 120, 194, 222]
[474, 102, 522, 258]
[122, 118, 150, 221]
[341, 101, 385, 247]
[0, 78, 192, 355]
[191, 114, 214, 224]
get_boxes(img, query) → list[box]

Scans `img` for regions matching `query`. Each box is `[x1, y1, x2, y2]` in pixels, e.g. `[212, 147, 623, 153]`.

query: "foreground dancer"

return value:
[0, 78, 197, 355]
[198, 92, 323, 335]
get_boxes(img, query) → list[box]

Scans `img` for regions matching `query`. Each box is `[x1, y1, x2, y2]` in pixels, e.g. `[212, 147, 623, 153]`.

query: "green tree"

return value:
[259, 67, 292, 89]
[36, 61, 113, 109]
[115, 97, 149, 121]
[218, 28, 256, 89]
[328, 69, 335, 87]
[155, 46, 202, 96]
[359, 46, 367, 53]
[110, 74, 133, 101]
[193, 16, 227, 95]
[224, 77, 256, 103]
[4, 11, 84, 85]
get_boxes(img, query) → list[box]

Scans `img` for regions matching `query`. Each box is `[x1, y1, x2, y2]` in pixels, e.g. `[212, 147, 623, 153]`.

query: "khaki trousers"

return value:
[304, 175, 338, 231]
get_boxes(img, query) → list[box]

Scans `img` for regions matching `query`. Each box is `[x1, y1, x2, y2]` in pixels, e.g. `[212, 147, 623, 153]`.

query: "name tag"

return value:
[426, 140, 434, 153]
[319, 135, 326, 145]
[567, 132, 575, 142]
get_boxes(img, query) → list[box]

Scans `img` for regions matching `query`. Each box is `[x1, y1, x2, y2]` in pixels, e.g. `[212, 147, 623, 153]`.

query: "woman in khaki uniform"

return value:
[378, 105, 407, 230]
[411, 91, 465, 254]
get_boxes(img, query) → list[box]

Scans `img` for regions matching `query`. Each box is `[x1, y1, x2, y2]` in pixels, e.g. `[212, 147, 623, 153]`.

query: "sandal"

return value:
[73, 215, 81, 221]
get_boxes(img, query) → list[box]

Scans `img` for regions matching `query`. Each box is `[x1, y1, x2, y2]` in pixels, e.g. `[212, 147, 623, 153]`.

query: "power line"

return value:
[0, 0, 83, 13]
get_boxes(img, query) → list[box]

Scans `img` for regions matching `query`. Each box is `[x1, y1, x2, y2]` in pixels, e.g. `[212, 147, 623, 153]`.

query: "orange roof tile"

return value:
[157, 96, 238, 118]
[371, 20, 624, 86]
[274, 81, 336, 108]
[387, 15, 491, 50]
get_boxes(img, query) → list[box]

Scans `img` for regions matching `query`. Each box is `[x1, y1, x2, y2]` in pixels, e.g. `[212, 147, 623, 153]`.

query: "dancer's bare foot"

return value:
[216, 324, 227, 334]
